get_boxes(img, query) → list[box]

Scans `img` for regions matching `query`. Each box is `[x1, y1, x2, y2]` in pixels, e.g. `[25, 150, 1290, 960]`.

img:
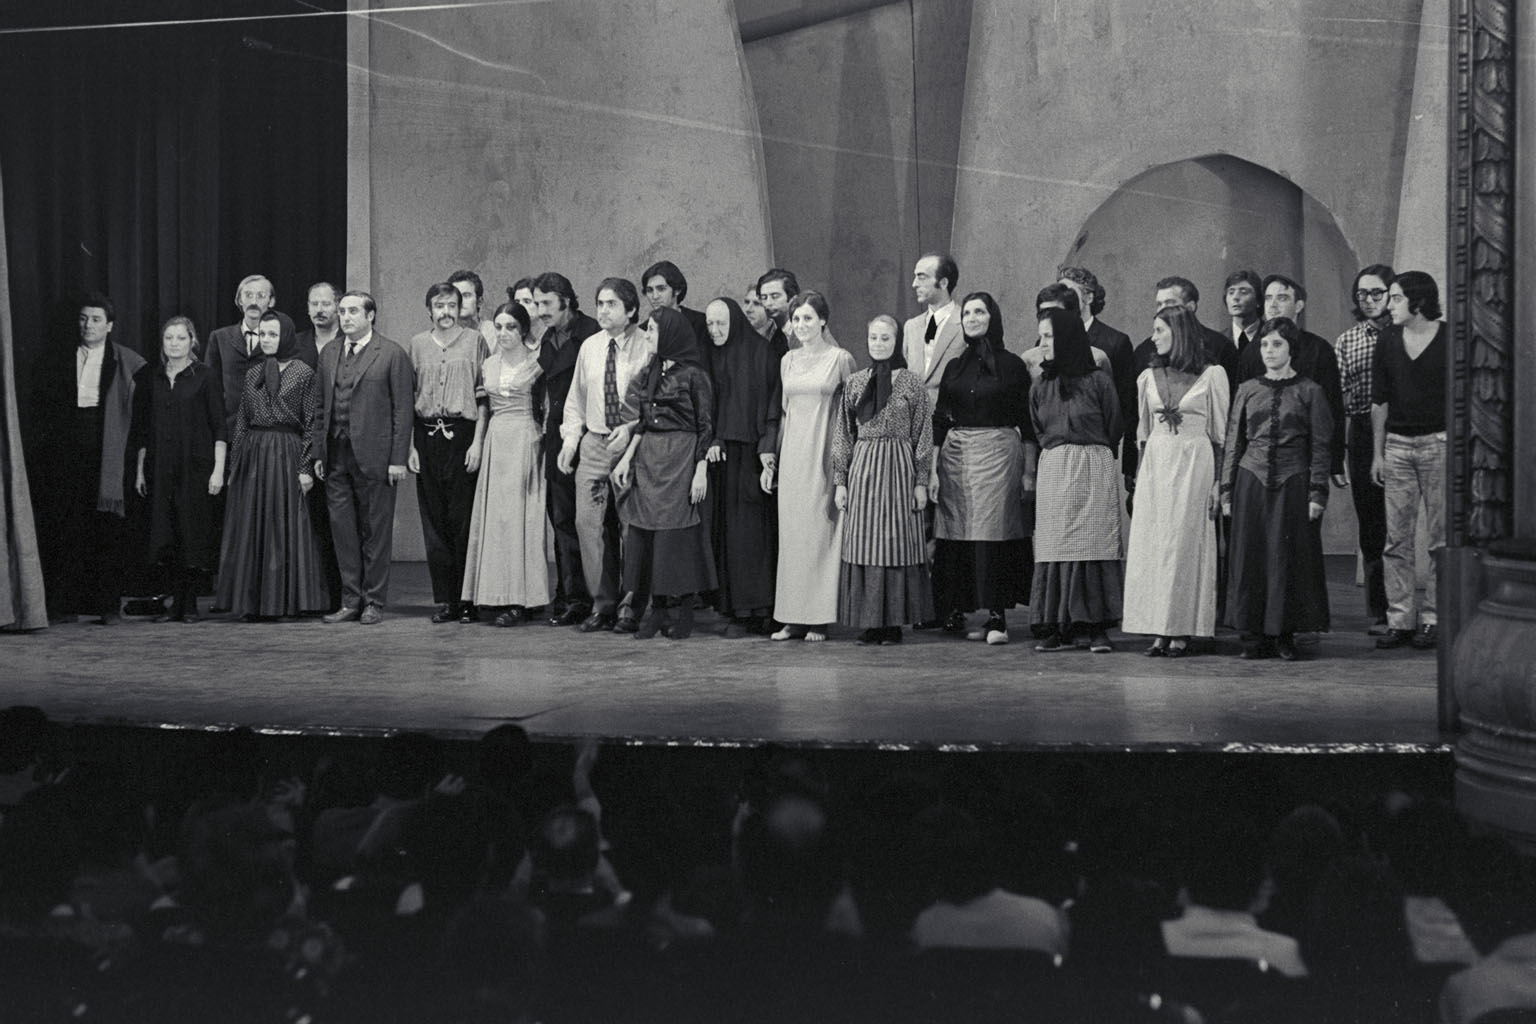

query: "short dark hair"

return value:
[1155, 276, 1199, 306]
[532, 272, 579, 311]
[1258, 316, 1301, 351]
[1262, 274, 1307, 304]
[922, 252, 959, 295]
[757, 268, 800, 299]
[425, 282, 462, 310]
[1223, 269, 1263, 297]
[1350, 263, 1395, 321]
[1393, 270, 1442, 321]
[596, 277, 641, 324]
[640, 260, 688, 303]
[508, 276, 536, 300]
[447, 269, 484, 302]
[307, 281, 339, 304]
[340, 290, 376, 315]
[80, 292, 116, 323]
[490, 301, 531, 338]
[1059, 266, 1104, 316]
[1035, 282, 1080, 315]
[787, 289, 829, 323]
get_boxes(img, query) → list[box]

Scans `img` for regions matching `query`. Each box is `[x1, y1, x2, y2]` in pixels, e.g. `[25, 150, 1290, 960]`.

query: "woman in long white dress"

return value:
[763, 291, 854, 642]
[460, 302, 550, 625]
[1121, 306, 1230, 656]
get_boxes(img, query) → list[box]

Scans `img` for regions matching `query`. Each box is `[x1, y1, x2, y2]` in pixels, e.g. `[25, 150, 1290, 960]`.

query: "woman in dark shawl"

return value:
[701, 297, 781, 636]
[613, 306, 717, 639]
[930, 291, 1035, 646]
[216, 310, 327, 619]
[1028, 307, 1125, 653]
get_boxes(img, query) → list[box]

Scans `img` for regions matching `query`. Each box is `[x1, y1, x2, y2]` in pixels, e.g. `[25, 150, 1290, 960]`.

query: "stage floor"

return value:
[3, 558, 1445, 751]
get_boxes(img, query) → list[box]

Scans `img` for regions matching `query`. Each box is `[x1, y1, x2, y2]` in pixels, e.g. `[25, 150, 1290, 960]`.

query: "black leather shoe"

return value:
[941, 610, 966, 633]
[856, 628, 881, 646]
[460, 604, 480, 624]
[580, 612, 617, 633]
[1375, 628, 1415, 650]
[1144, 641, 1166, 657]
[552, 605, 590, 627]
[614, 611, 639, 634]
[493, 607, 524, 627]
[431, 603, 459, 624]
[912, 618, 943, 631]
[1411, 624, 1438, 650]
[1276, 638, 1299, 661]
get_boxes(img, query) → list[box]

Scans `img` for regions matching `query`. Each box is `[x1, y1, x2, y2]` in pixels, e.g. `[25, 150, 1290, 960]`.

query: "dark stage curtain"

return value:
[0, 1, 346, 605]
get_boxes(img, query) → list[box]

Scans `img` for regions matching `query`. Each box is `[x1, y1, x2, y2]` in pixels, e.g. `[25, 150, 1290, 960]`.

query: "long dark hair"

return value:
[1154, 306, 1209, 375]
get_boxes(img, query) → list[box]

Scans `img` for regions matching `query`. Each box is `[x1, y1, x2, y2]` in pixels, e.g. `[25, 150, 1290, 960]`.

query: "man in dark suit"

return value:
[294, 280, 343, 609]
[313, 290, 414, 625]
[533, 271, 601, 626]
[756, 268, 799, 356]
[1060, 266, 1137, 487]
[641, 260, 710, 350]
[204, 274, 297, 436]
[1222, 269, 1264, 357]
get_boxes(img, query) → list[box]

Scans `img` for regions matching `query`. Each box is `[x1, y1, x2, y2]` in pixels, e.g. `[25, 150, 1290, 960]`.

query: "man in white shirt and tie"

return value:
[901, 252, 963, 416]
[557, 277, 656, 633]
[204, 274, 296, 437]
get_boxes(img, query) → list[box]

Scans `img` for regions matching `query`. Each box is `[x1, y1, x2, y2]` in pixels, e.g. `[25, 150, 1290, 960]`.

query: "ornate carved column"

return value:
[1447, 0, 1532, 844]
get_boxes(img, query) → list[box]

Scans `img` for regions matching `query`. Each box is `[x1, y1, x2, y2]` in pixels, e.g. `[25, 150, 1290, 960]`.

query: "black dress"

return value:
[1221, 374, 1333, 637]
[132, 361, 226, 576]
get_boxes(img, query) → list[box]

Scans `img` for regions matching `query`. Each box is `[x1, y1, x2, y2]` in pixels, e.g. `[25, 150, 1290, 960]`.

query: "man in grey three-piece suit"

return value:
[313, 290, 414, 625]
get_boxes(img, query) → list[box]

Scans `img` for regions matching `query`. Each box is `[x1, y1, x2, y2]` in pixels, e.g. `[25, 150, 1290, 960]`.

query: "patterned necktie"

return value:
[603, 338, 620, 431]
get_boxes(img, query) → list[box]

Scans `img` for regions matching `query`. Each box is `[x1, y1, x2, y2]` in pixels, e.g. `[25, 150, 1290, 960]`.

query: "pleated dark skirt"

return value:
[932, 538, 1032, 614]
[838, 563, 933, 629]
[1029, 560, 1125, 632]
[623, 522, 718, 598]
[216, 430, 327, 617]
[708, 440, 777, 617]
[1226, 468, 1330, 635]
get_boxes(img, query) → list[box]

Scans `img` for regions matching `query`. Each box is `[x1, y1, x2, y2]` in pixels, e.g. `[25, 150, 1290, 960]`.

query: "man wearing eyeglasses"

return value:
[1336, 265, 1395, 635]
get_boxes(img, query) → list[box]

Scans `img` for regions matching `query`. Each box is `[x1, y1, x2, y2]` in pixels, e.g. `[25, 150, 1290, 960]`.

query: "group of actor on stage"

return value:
[40, 254, 1447, 659]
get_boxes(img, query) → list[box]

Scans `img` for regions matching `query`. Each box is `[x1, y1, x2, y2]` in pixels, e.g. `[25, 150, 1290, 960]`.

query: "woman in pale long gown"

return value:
[763, 291, 854, 642]
[1121, 306, 1229, 656]
[461, 302, 550, 626]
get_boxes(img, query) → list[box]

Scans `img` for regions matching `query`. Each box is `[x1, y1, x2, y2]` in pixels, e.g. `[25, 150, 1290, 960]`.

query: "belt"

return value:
[417, 416, 474, 439]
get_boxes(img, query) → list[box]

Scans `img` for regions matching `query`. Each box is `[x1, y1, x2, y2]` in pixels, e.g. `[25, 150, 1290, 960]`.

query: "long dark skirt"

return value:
[1226, 469, 1330, 635]
[708, 440, 777, 617]
[216, 429, 327, 617]
[623, 523, 717, 598]
[932, 538, 1032, 614]
[1029, 560, 1124, 635]
[838, 564, 933, 629]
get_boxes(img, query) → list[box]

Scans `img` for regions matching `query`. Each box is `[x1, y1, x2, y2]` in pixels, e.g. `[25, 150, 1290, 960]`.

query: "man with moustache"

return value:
[1337, 264, 1395, 634]
[533, 272, 600, 626]
[408, 283, 489, 624]
[294, 281, 344, 609]
[314, 290, 414, 626]
[756, 268, 800, 355]
[557, 278, 654, 633]
[205, 274, 297, 436]
[449, 269, 496, 339]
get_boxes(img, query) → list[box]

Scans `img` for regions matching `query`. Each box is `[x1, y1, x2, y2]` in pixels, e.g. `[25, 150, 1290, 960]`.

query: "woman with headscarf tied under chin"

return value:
[612, 306, 718, 639]
[930, 291, 1035, 647]
[216, 310, 328, 620]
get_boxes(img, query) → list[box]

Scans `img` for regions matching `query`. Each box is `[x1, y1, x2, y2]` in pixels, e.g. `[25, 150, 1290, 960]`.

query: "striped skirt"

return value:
[840, 436, 926, 567]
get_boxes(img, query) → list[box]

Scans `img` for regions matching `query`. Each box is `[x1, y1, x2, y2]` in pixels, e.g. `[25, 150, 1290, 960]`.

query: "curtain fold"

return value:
[0, 164, 48, 630]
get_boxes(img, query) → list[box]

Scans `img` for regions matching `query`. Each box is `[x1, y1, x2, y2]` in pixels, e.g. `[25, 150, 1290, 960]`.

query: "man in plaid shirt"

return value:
[1336, 264, 1395, 635]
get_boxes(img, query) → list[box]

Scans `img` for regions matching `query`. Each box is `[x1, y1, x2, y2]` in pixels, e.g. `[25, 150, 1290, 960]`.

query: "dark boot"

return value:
[667, 595, 696, 639]
[635, 600, 668, 640]
[181, 580, 201, 623]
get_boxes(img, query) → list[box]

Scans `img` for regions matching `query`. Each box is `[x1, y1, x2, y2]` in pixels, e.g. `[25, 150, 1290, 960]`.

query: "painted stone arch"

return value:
[1060, 154, 1359, 350]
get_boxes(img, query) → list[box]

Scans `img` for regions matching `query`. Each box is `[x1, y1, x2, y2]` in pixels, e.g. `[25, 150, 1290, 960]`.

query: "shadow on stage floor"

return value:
[3, 557, 1444, 752]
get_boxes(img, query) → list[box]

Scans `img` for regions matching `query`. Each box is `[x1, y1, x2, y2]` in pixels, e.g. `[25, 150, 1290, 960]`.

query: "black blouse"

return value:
[932, 345, 1035, 447]
[131, 360, 226, 475]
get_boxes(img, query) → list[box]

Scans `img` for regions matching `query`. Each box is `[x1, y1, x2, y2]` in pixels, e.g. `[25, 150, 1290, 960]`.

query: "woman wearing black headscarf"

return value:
[702, 297, 781, 637]
[1028, 307, 1124, 653]
[831, 314, 933, 644]
[216, 310, 327, 619]
[613, 306, 717, 639]
[931, 291, 1035, 646]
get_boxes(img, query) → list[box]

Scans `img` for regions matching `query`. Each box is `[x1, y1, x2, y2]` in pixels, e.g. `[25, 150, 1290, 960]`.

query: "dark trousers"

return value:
[327, 435, 398, 609]
[414, 418, 478, 605]
[308, 474, 343, 612]
[49, 406, 125, 618]
[1347, 413, 1389, 619]
[544, 439, 589, 611]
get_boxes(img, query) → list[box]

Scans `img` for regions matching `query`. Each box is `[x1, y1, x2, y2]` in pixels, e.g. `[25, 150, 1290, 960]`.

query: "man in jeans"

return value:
[1371, 271, 1447, 651]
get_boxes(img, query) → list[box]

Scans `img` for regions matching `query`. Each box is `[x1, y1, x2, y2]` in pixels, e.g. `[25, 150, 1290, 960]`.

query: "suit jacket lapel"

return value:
[926, 317, 963, 385]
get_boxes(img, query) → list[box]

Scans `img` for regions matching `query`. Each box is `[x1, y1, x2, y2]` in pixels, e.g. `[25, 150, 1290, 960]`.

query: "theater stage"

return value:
[2, 558, 1444, 752]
